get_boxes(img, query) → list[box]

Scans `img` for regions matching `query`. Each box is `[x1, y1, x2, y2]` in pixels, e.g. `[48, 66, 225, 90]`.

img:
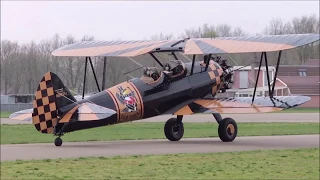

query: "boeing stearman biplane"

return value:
[9, 34, 320, 146]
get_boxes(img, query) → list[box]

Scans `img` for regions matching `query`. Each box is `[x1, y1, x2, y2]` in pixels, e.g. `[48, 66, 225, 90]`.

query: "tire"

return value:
[164, 118, 184, 141]
[54, 137, 63, 146]
[218, 118, 238, 142]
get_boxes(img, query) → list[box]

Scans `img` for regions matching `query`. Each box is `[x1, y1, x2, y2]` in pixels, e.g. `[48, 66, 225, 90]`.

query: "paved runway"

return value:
[1, 135, 319, 162]
[1, 113, 319, 124]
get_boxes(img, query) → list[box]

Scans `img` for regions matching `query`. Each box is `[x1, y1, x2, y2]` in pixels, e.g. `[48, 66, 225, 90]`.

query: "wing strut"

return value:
[149, 53, 164, 67]
[251, 50, 283, 104]
[172, 52, 178, 60]
[82, 56, 102, 99]
[88, 57, 101, 92]
[251, 52, 264, 104]
[271, 51, 282, 95]
[204, 54, 212, 71]
[82, 57, 88, 99]
[190, 54, 196, 75]
[102, 57, 107, 90]
[264, 52, 272, 96]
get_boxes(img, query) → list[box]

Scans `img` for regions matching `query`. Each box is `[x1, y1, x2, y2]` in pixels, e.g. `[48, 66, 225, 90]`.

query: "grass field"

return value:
[1, 148, 319, 179]
[276, 107, 319, 113]
[1, 122, 319, 144]
[0, 111, 11, 118]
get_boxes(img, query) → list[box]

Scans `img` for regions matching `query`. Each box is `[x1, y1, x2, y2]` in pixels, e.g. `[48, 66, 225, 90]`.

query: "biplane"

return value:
[9, 34, 319, 146]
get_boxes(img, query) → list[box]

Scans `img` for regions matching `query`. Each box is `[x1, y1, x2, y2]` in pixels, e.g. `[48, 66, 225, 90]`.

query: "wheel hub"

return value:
[226, 124, 235, 136]
[172, 123, 182, 136]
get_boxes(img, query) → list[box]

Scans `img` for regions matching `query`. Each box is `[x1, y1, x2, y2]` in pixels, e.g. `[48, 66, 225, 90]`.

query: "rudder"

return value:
[32, 72, 76, 134]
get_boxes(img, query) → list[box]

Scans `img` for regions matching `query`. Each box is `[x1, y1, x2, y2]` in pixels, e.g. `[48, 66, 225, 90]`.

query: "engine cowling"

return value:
[211, 57, 234, 93]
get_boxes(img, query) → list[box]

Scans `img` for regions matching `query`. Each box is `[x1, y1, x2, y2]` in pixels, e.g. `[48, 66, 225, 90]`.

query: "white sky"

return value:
[1, 1, 319, 43]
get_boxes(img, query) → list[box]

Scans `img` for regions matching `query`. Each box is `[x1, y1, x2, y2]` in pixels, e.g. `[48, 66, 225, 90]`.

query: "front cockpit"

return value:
[163, 60, 187, 79]
[140, 60, 187, 84]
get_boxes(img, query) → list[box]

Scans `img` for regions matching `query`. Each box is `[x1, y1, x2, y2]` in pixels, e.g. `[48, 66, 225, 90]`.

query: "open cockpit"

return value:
[140, 60, 188, 84]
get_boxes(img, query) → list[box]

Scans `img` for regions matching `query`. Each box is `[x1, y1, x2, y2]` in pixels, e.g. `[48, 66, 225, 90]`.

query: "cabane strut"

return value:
[82, 56, 105, 99]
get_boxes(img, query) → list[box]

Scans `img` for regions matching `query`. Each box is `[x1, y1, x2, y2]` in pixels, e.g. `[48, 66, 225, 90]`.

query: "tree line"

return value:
[1, 14, 319, 95]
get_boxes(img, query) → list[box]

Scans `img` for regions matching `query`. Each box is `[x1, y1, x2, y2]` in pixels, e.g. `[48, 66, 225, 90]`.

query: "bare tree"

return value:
[180, 23, 247, 38]
[232, 27, 248, 36]
[291, 14, 319, 34]
[263, 14, 320, 63]
[264, 18, 292, 35]
[150, 32, 174, 40]
[1, 40, 19, 94]
[215, 24, 232, 37]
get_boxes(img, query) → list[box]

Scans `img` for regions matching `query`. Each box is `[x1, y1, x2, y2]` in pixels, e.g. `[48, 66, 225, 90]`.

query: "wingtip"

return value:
[274, 95, 312, 109]
[7, 108, 33, 121]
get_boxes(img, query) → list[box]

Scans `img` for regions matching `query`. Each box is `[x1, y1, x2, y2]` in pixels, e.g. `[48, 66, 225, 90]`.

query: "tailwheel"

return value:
[54, 137, 63, 146]
[218, 118, 238, 142]
[164, 118, 184, 141]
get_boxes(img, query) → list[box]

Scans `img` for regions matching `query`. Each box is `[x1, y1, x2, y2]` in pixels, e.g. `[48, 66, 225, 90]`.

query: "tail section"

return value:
[32, 72, 76, 134]
[9, 71, 117, 134]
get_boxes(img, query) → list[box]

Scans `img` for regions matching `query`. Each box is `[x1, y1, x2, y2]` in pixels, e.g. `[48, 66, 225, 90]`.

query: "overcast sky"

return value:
[1, 1, 319, 43]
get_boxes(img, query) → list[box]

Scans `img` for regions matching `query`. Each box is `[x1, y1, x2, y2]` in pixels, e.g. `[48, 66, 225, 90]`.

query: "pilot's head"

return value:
[163, 63, 171, 71]
[143, 67, 150, 76]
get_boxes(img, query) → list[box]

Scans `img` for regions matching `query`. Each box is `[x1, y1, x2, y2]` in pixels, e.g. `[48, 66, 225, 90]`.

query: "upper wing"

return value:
[169, 96, 311, 115]
[184, 34, 320, 54]
[51, 34, 319, 57]
[52, 40, 176, 57]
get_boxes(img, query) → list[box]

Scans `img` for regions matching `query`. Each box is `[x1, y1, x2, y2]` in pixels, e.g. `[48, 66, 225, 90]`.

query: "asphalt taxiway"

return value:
[1, 135, 319, 161]
[1, 113, 319, 162]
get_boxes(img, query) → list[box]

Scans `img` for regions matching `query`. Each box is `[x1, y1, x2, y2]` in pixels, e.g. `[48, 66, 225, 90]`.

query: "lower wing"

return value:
[169, 96, 311, 115]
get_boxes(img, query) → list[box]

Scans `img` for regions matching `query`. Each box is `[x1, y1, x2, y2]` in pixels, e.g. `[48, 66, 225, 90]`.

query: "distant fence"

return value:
[1, 103, 33, 112]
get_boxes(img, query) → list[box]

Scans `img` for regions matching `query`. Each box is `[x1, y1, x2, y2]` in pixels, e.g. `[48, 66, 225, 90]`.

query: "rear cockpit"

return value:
[140, 67, 163, 84]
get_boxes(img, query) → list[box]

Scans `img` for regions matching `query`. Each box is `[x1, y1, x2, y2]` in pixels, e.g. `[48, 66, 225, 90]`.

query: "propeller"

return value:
[210, 56, 252, 93]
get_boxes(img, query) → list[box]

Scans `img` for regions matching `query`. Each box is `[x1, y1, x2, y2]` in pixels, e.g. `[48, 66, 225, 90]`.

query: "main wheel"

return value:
[218, 118, 238, 142]
[54, 137, 63, 146]
[164, 118, 184, 141]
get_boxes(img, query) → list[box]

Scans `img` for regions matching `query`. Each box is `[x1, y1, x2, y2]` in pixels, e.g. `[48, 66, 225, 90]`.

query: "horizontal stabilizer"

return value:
[59, 102, 117, 123]
[173, 96, 311, 115]
[9, 109, 33, 121]
[9, 102, 117, 123]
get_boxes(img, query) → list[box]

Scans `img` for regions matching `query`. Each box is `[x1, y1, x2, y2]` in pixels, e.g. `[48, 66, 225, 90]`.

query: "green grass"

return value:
[1, 122, 319, 144]
[1, 148, 319, 179]
[0, 111, 12, 118]
[275, 107, 319, 113]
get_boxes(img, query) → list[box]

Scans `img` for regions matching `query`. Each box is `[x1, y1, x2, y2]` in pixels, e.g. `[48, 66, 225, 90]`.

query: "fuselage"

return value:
[61, 60, 224, 132]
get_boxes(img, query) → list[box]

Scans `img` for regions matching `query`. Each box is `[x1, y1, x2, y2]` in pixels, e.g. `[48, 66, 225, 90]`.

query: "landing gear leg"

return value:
[164, 115, 184, 141]
[53, 122, 70, 147]
[212, 113, 238, 142]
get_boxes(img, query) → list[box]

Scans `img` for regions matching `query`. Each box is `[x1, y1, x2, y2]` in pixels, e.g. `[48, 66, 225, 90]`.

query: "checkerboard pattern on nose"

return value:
[207, 62, 223, 97]
[32, 72, 58, 134]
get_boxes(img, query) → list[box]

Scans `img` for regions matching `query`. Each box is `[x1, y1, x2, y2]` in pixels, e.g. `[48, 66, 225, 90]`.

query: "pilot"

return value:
[163, 63, 171, 71]
[172, 61, 184, 76]
[143, 67, 161, 81]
